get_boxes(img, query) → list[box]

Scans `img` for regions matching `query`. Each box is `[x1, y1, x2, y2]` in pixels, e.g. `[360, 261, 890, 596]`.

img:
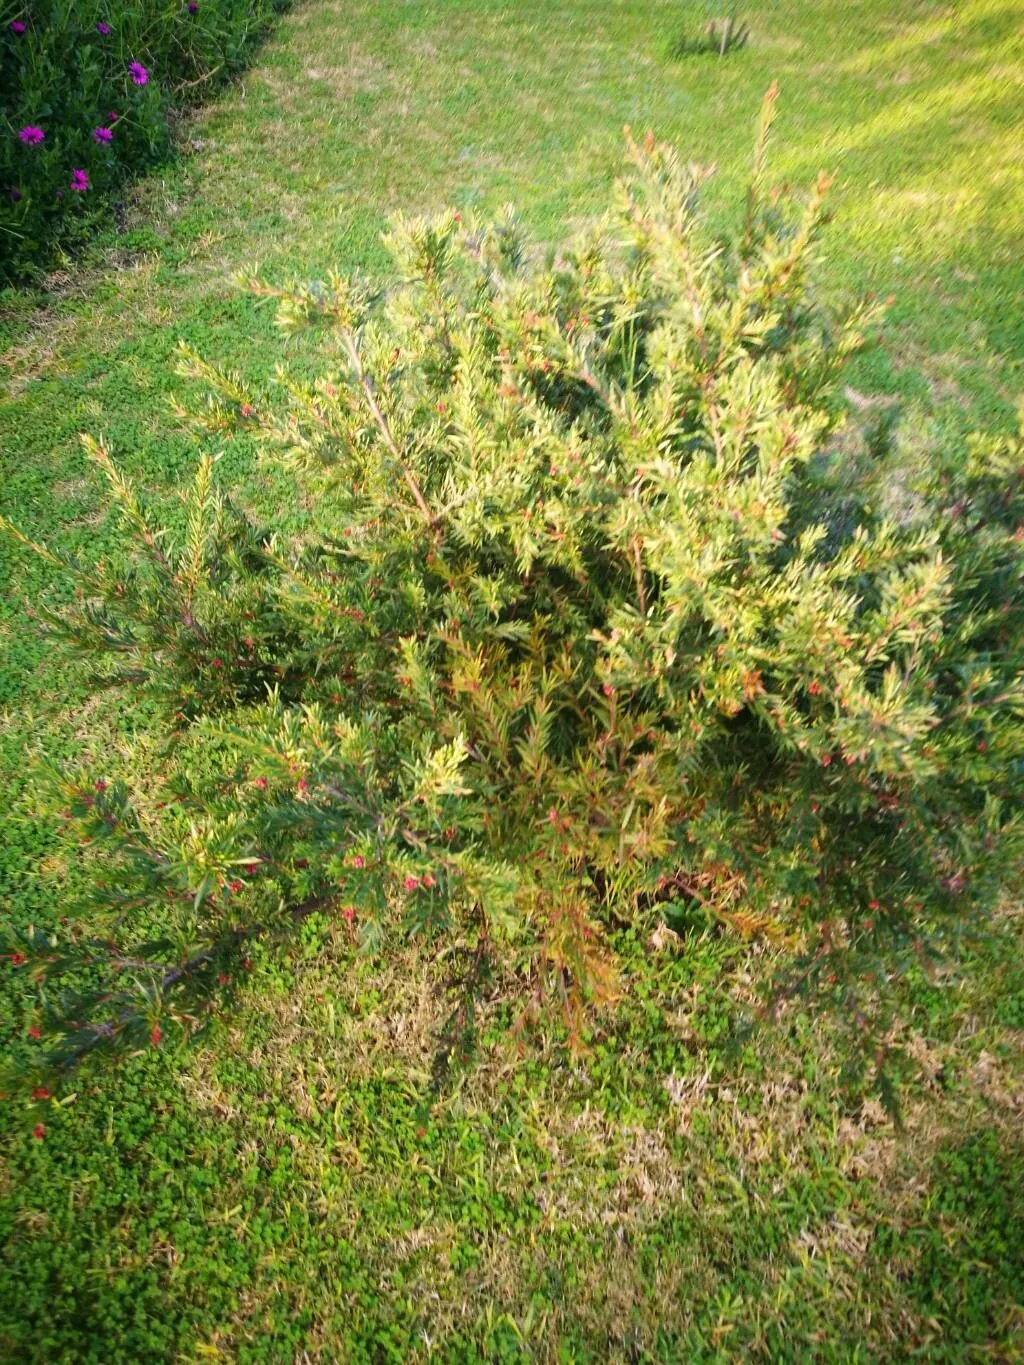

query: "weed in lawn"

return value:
[671, 12, 751, 60]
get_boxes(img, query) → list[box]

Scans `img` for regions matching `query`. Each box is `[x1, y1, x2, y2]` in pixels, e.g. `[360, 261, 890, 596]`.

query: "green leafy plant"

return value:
[2, 92, 1022, 1087]
[0, 0, 290, 281]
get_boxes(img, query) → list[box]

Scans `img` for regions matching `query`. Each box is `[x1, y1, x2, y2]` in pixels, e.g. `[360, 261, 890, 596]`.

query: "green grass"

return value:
[2, 0, 1023, 1358]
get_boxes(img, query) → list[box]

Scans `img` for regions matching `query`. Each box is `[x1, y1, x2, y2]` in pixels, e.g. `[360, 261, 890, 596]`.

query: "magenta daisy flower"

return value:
[18, 126, 45, 146]
[128, 61, 149, 85]
[187, 1, 199, 10]
[92, 126, 113, 143]
[70, 169, 89, 193]
[96, 20, 112, 35]
[9, 20, 27, 33]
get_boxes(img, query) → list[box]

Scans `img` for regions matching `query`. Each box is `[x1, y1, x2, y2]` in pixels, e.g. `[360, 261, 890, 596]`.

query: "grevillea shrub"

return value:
[0, 0, 289, 281]
[2, 95, 1022, 1085]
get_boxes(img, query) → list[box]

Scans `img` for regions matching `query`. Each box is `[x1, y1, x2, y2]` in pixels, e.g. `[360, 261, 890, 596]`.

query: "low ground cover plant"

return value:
[0, 0, 288, 281]
[2, 94, 1022, 1089]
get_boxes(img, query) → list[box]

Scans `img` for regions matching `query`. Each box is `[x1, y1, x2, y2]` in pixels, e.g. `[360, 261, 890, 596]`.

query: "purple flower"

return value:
[187, 1, 199, 10]
[9, 187, 22, 202]
[70, 169, 89, 192]
[128, 61, 148, 85]
[96, 20, 112, 35]
[92, 126, 113, 143]
[9, 20, 27, 34]
[18, 126, 45, 146]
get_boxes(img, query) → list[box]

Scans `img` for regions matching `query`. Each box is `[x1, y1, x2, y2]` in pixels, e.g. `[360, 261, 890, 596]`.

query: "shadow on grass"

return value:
[876, 1123, 1024, 1347]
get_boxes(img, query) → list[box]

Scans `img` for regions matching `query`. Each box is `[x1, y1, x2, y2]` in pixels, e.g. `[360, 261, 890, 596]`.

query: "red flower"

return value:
[403, 875, 420, 892]
[602, 683, 614, 697]
[95, 778, 107, 792]
[821, 755, 832, 767]
[211, 658, 223, 669]
[342, 906, 356, 922]
[245, 862, 261, 875]
[27, 1025, 41, 1040]
[296, 778, 309, 794]
[31, 1087, 50, 1101]
[240, 404, 254, 418]
[350, 854, 365, 869]
[218, 973, 229, 986]
[10, 952, 26, 966]
[32, 1124, 45, 1141]
[421, 872, 437, 889]
[869, 899, 880, 911]
[808, 681, 821, 695]
[228, 879, 243, 894]
[254, 776, 268, 789]
[150, 1024, 162, 1047]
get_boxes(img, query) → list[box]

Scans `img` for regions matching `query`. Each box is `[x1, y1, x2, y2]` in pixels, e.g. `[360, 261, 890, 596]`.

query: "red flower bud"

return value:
[869, 899, 880, 911]
[10, 952, 26, 966]
[95, 779, 107, 792]
[31, 1087, 49, 1101]
[32, 1124, 45, 1141]
[403, 875, 420, 892]
[150, 1024, 162, 1047]
[27, 1025, 41, 1040]
[350, 855, 365, 869]
[254, 776, 268, 789]
[228, 880, 243, 894]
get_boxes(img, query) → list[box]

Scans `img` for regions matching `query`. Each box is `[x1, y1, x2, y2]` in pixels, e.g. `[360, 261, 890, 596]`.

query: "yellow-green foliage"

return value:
[3, 104, 1022, 1078]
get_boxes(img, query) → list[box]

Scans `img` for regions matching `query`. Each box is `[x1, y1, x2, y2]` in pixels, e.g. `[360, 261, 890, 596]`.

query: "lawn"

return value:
[2, 0, 1023, 1359]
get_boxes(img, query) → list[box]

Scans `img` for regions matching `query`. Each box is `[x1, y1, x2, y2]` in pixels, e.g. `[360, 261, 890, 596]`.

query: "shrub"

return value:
[0, 0, 289, 281]
[2, 94, 1022, 1086]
